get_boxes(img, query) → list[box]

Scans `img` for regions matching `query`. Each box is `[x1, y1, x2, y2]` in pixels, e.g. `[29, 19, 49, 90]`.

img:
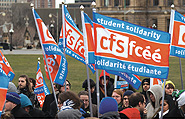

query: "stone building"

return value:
[96, 0, 185, 32]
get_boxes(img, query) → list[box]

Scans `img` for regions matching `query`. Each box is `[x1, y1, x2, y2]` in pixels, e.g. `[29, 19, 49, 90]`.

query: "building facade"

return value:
[0, 0, 16, 11]
[96, 0, 185, 32]
[29, 0, 55, 8]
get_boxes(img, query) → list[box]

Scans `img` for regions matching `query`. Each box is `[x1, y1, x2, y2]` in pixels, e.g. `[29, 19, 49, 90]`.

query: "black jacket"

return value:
[92, 81, 114, 104]
[29, 107, 45, 119]
[11, 104, 31, 119]
[18, 87, 36, 106]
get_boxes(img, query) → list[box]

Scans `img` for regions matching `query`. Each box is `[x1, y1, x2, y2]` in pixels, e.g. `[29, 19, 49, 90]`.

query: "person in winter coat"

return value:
[19, 93, 45, 119]
[78, 91, 98, 117]
[163, 80, 175, 96]
[92, 70, 114, 104]
[56, 91, 83, 119]
[155, 95, 175, 119]
[4, 92, 31, 119]
[119, 90, 134, 111]
[82, 79, 96, 104]
[140, 78, 150, 104]
[17, 75, 35, 105]
[119, 92, 146, 119]
[146, 85, 163, 119]
[99, 97, 120, 119]
[112, 89, 123, 111]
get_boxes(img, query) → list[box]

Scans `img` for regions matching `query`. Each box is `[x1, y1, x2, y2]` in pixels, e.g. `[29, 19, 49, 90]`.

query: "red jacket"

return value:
[119, 108, 141, 119]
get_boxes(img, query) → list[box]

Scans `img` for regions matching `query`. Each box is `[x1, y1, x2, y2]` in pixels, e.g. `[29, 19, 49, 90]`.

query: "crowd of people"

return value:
[1, 71, 185, 119]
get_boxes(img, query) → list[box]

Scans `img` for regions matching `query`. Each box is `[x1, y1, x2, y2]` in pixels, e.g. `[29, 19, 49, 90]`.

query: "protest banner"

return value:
[0, 68, 9, 117]
[106, 70, 141, 90]
[59, 5, 95, 73]
[150, 78, 163, 87]
[32, 7, 68, 110]
[93, 12, 171, 79]
[0, 50, 15, 81]
[34, 59, 50, 107]
[83, 12, 95, 64]
[169, 9, 184, 89]
[32, 8, 68, 86]
[170, 9, 185, 58]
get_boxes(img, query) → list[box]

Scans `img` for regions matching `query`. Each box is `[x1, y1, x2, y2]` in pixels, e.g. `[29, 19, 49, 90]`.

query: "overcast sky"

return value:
[55, 0, 75, 8]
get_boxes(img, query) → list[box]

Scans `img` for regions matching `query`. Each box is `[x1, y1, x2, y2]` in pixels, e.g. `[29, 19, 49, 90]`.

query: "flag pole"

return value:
[31, 5, 59, 111]
[169, 4, 183, 89]
[103, 70, 107, 97]
[80, 5, 93, 117]
[91, 1, 100, 117]
[160, 79, 166, 119]
[62, 2, 67, 92]
[179, 58, 184, 89]
[114, 75, 117, 89]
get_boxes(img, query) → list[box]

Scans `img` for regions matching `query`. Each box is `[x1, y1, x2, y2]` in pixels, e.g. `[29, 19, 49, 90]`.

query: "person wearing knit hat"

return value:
[163, 80, 175, 96]
[8, 82, 18, 93]
[120, 90, 134, 110]
[6, 92, 21, 105]
[5, 92, 31, 118]
[141, 78, 150, 104]
[19, 93, 45, 118]
[99, 97, 120, 119]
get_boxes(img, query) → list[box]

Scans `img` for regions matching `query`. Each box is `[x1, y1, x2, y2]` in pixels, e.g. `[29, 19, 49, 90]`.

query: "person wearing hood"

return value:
[93, 70, 114, 104]
[146, 85, 162, 119]
[140, 78, 150, 104]
[19, 93, 45, 118]
[99, 97, 120, 119]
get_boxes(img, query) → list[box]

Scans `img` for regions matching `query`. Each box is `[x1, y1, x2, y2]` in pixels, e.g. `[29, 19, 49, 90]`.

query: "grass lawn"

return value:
[5, 54, 185, 94]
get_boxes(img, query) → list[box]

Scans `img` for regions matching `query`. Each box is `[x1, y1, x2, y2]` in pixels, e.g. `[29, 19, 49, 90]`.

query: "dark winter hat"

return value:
[142, 78, 150, 86]
[82, 79, 95, 90]
[123, 90, 134, 97]
[8, 82, 18, 93]
[19, 93, 32, 108]
[99, 97, 118, 114]
[6, 92, 21, 105]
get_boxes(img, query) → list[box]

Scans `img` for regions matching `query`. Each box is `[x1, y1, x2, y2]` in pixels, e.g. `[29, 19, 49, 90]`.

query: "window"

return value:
[122, 17, 128, 21]
[168, 0, 173, 6]
[104, 0, 109, 7]
[166, 18, 170, 32]
[114, 0, 119, 6]
[125, 0, 130, 6]
[152, 18, 157, 29]
[183, 0, 185, 6]
[153, 0, 159, 6]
